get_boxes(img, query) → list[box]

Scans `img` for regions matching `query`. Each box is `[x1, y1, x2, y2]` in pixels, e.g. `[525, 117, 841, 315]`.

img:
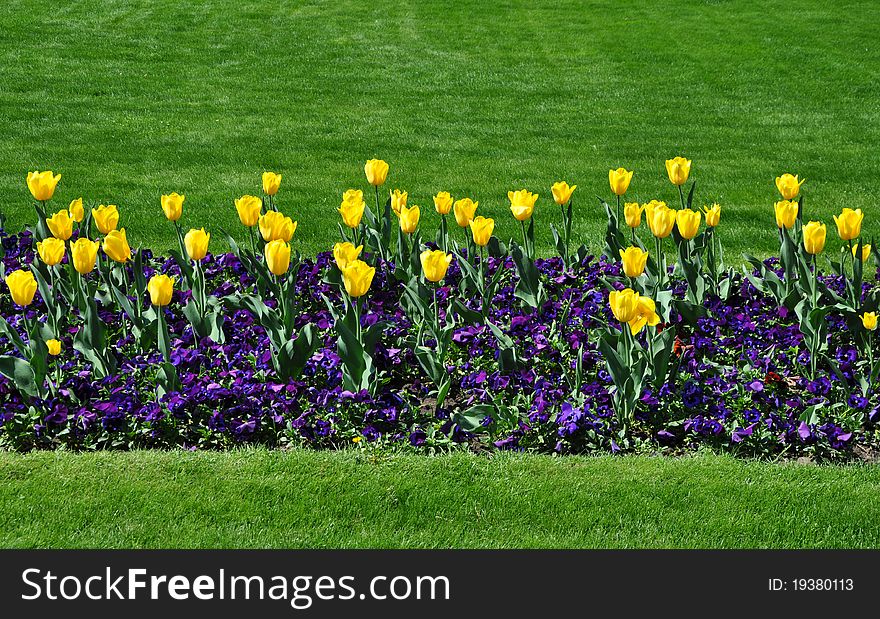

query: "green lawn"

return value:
[2, 0, 879, 256]
[2, 450, 879, 548]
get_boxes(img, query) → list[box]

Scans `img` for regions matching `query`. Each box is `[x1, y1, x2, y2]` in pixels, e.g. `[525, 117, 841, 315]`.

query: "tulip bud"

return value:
[775, 173, 805, 200]
[508, 190, 538, 221]
[259, 211, 296, 242]
[397, 204, 420, 234]
[235, 195, 262, 227]
[148, 274, 175, 307]
[619, 246, 648, 278]
[46, 209, 73, 241]
[646, 202, 677, 239]
[27, 170, 61, 202]
[774, 200, 798, 230]
[551, 181, 576, 206]
[703, 204, 721, 227]
[665, 157, 691, 186]
[184, 228, 210, 261]
[92, 204, 119, 235]
[364, 159, 389, 187]
[676, 208, 702, 240]
[5, 269, 37, 306]
[71, 238, 100, 275]
[609, 168, 633, 196]
[862, 312, 878, 331]
[852, 244, 872, 263]
[339, 190, 366, 229]
[469, 216, 495, 247]
[264, 239, 291, 276]
[420, 249, 452, 283]
[453, 198, 478, 228]
[46, 339, 62, 356]
[103, 228, 132, 263]
[833, 208, 864, 241]
[68, 198, 84, 222]
[342, 259, 376, 298]
[802, 221, 826, 255]
[390, 189, 408, 215]
[262, 172, 282, 196]
[433, 191, 453, 215]
[609, 288, 641, 324]
[624, 203, 643, 228]
[333, 242, 363, 271]
[37, 238, 66, 266]
[161, 192, 185, 222]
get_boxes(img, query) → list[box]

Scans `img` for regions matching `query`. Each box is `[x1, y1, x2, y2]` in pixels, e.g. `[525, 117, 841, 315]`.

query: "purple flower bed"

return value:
[1, 227, 878, 459]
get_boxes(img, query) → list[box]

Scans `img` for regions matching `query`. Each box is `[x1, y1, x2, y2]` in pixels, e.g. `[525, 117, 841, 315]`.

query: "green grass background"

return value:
[2, 0, 879, 256]
[3, 450, 880, 548]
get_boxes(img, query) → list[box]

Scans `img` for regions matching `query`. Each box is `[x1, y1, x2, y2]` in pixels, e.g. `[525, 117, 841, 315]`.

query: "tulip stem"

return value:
[678, 185, 686, 211]
[433, 287, 439, 340]
[616, 195, 621, 231]
[249, 226, 258, 258]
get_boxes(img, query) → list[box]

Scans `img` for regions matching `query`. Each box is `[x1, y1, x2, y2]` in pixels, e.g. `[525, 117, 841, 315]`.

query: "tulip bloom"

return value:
[161, 193, 185, 222]
[833, 208, 864, 241]
[453, 198, 478, 228]
[608, 168, 633, 196]
[433, 191, 453, 215]
[333, 242, 363, 271]
[646, 202, 676, 238]
[774, 200, 798, 230]
[92, 204, 119, 235]
[676, 209, 702, 240]
[46, 339, 62, 356]
[68, 198, 84, 222]
[609, 288, 641, 324]
[551, 181, 576, 205]
[265, 239, 291, 276]
[46, 209, 73, 240]
[71, 238, 100, 275]
[338, 189, 366, 229]
[6, 269, 37, 306]
[262, 172, 282, 196]
[775, 174, 805, 200]
[703, 204, 721, 227]
[390, 189, 408, 215]
[397, 204, 420, 234]
[259, 211, 297, 242]
[103, 228, 132, 263]
[665, 157, 691, 186]
[508, 190, 538, 221]
[27, 170, 61, 202]
[470, 216, 494, 247]
[862, 312, 878, 331]
[37, 238, 65, 266]
[852, 244, 872, 262]
[342, 259, 376, 298]
[148, 274, 175, 306]
[619, 247, 648, 278]
[624, 203, 643, 228]
[235, 195, 262, 227]
[629, 296, 661, 335]
[184, 228, 210, 261]
[421, 249, 453, 283]
[802, 221, 826, 255]
[364, 159, 389, 186]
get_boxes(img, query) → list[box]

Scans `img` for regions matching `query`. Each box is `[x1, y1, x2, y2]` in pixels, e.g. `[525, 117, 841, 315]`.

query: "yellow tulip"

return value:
[773, 200, 798, 230]
[609, 288, 640, 324]
[161, 192, 185, 222]
[259, 211, 297, 242]
[390, 189, 408, 215]
[433, 191, 453, 215]
[364, 159, 389, 187]
[92, 204, 119, 235]
[628, 296, 661, 335]
[775, 173, 805, 200]
[148, 274, 175, 307]
[37, 238, 65, 266]
[646, 201, 677, 238]
[338, 190, 366, 229]
[862, 312, 878, 331]
[46, 339, 61, 356]
[852, 244, 872, 263]
[833, 208, 864, 241]
[508, 189, 538, 221]
[703, 203, 721, 227]
[103, 228, 132, 263]
[68, 198, 84, 222]
[5, 269, 37, 306]
[264, 239, 291, 276]
[453, 198, 478, 228]
[676, 209, 702, 240]
[71, 238, 100, 275]
[184, 228, 210, 261]
[333, 242, 363, 271]
[46, 209, 73, 241]
[342, 259, 376, 298]
[397, 204, 420, 234]
[421, 249, 453, 282]
[802, 221, 826, 255]
[470, 216, 495, 247]
[624, 203, 644, 228]
[27, 170, 61, 201]
[262, 172, 282, 196]
[619, 247, 648, 278]
[609, 168, 633, 196]
[551, 181, 577, 205]
[235, 195, 262, 227]
[665, 157, 691, 186]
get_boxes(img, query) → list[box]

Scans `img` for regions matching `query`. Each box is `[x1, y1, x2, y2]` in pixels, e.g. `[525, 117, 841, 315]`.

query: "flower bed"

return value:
[1, 163, 879, 459]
